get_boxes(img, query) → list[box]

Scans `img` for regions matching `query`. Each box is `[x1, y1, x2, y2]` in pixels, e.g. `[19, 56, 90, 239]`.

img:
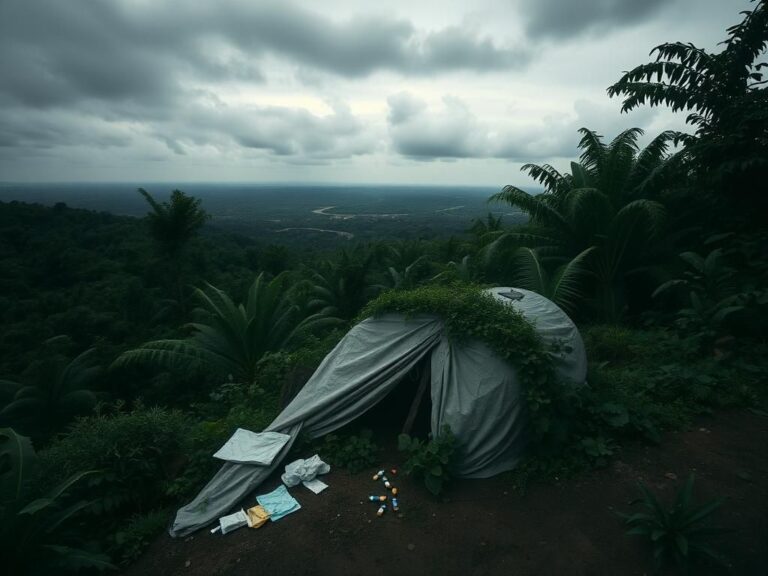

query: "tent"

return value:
[169, 287, 587, 537]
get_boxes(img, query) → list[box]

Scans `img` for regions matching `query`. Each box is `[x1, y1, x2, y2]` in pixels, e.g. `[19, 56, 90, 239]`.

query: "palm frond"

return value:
[112, 340, 215, 373]
[628, 130, 678, 192]
[491, 186, 572, 233]
[520, 163, 568, 194]
[512, 247, 547, 295]
[548, 247, 596, 314]
[577, 128, 606, 173]
[604, 199, 666, 276]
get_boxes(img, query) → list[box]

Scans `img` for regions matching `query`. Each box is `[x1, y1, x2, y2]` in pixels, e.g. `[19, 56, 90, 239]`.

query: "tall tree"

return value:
[138, 188, 209, 311]
[306, 246, 381, 322]
[114, 273, 336, 385]
[607, 1, 768, 218]
[138, 188, 208, 259]
[489, 128, 671, 319]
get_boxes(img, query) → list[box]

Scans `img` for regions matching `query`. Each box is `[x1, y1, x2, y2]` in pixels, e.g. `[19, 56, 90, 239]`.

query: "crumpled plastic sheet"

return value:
[218, 509, 248, 534]
[281, 454, 330, 487]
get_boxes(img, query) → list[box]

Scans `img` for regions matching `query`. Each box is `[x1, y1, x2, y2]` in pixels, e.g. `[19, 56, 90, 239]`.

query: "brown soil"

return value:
[125, 410, 767, 576]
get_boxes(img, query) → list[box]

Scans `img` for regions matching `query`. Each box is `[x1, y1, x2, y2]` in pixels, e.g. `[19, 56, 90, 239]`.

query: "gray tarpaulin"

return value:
[170, 315, 442, 537]
[170, 290, 586, 537]
[431, 336, 527, 478]
[488, 287, 588, 385]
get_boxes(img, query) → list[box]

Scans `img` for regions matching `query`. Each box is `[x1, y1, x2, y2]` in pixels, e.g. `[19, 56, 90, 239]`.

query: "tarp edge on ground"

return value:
[169, 314, 442, 537]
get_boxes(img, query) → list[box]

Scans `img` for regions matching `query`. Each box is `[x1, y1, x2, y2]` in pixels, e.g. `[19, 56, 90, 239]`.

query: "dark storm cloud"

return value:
[0, 0, 528, 113]
[179, 3, 530, 77]
[0, 1, 177, 109]
[151, 99, 379, 161]
[0, 0, 527, 163]
[387, 93, 658, 162]
[388, 94, 486, 159]
[0, 108, 133, 150]
[521, 0, 670, 40]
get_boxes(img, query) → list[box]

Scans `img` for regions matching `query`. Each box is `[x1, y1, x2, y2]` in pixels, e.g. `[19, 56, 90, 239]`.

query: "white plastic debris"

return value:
[213, 429, 291, 465]
[218, 509, 249, 535]
[281, 454, 330, 489]
[302, 478, 328, 494]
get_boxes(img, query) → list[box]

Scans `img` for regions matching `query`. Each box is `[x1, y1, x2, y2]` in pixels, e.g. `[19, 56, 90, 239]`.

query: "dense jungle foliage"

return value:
[0, 4, 767, 572]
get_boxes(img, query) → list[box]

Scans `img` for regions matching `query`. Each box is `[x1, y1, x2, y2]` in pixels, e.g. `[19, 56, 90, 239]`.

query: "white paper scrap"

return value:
[302, 478, 328, 494]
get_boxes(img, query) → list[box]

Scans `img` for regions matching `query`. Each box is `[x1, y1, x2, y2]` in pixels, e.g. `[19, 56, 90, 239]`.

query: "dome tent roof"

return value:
[486, 287, 587, 386]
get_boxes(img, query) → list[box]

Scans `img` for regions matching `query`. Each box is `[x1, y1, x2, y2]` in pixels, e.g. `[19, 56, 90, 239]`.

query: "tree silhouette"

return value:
[114, 273, 336, 385]
[138, 188, 209, 311]
[489, 128, 671, 319]
[607, 1, 768, 215]
[138, 188, 208, 259]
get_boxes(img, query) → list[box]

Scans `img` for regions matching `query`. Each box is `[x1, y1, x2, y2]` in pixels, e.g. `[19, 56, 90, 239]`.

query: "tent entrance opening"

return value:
[360, 356, 432, 438]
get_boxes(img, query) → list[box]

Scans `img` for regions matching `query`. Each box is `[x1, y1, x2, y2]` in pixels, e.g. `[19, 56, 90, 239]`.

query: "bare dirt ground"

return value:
[125, 410, 767, 576]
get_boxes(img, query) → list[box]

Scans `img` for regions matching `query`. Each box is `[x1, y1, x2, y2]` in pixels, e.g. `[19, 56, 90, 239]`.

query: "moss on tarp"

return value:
[359, 284, 564, 449]
[360, 283, 543, 367]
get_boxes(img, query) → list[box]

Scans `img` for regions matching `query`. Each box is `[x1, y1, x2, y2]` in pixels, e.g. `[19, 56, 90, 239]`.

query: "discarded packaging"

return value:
[390, 468, 397, 475]
[377, 504, 387, 517]
[392, 498, 399, 511]
[391, 487, 398, 496]
[218, 509, 249, 534]
[372, 469, 385, 481]
[246, 505, 270, 529]
[368, 495, 387, 502]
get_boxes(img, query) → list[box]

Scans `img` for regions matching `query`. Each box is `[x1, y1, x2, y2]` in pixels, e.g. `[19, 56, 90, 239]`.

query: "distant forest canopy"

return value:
[0, 183, 527, 249]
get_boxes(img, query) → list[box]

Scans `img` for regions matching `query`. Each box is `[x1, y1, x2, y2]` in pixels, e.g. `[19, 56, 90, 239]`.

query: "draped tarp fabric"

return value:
[430, 336, 527, 479]
[169, 314, 442, 537]
[488, 287, 587, 385]
[170, 290, 587, 537]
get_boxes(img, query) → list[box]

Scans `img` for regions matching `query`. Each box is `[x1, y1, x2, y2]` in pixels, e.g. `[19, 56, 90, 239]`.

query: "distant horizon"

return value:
[0, 180, 499, 188]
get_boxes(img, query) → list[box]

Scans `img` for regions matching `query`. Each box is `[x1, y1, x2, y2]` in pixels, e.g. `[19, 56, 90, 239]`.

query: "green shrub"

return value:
[398, 426, 456, 496]
[113, 508, 171, 565]
[620, 474, 726, 573]
[316, 429, 380, 474]
[1, 428, 114, 575]
[38, 404, 191, 514]
[166, 402, 274, 499]
[583, 324, 697, 366]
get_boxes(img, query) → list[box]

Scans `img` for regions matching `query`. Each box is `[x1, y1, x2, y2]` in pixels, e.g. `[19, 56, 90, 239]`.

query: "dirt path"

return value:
[126, 410, 767, 575]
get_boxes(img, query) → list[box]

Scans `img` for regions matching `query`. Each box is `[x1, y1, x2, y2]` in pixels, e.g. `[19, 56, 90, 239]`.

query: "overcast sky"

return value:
[0, 0, 753, 186]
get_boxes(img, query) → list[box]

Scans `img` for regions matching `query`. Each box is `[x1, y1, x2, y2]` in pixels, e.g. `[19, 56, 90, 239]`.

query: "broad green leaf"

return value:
[0, 427, 37, 504]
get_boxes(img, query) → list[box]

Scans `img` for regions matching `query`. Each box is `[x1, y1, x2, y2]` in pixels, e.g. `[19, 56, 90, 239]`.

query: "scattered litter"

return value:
[213, 429, 291, 465]
[257, 485, 301, 521]
[246, 505, 270, 529]
[282, 454, 330, 488]
[367, 466, 402, 517]
[390, 469, 398, 475]
[217, 508, 249, 534]
[302, 477, 328, 494]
